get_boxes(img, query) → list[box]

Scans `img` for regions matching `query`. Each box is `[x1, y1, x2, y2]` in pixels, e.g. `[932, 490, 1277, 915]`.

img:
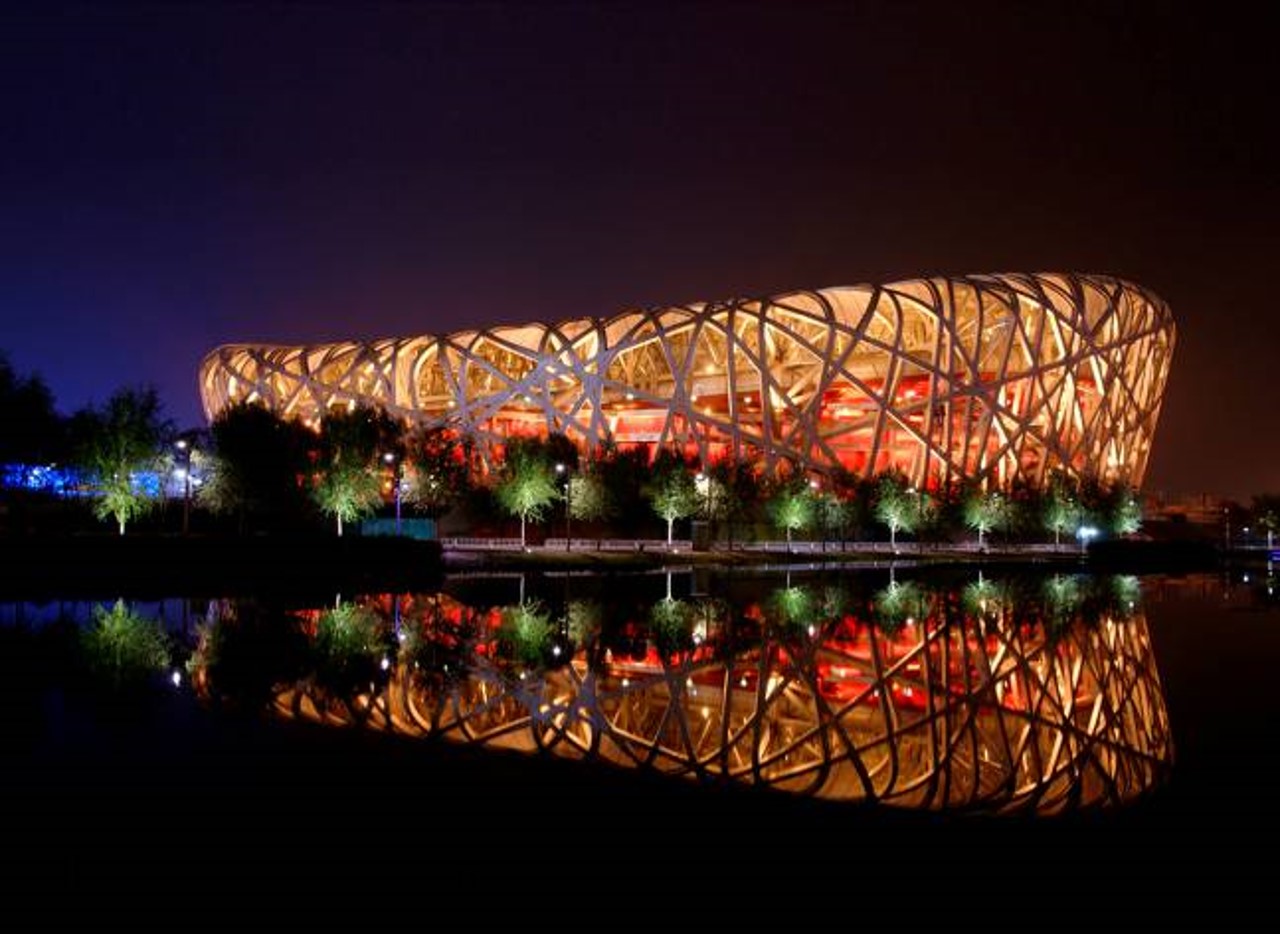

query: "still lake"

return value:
[4, 563, 1277, 921]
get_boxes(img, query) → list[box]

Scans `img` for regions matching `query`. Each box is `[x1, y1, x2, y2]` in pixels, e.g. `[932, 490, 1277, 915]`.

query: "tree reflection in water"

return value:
[190, 573, 1173, 815]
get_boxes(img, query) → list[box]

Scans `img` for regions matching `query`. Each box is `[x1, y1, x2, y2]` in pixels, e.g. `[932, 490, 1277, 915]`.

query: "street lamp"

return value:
[174, 438, 192, 536]
[383, 451, 402, 536]
[555, 462, 571, 552]
[1076, 524, 1098, 555]
[696, 471, 716, 550]
[809, 478, 824, 553]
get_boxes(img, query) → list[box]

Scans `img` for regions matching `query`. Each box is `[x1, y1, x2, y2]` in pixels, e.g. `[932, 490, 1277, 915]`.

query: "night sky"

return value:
[2, 2, 1275, 498]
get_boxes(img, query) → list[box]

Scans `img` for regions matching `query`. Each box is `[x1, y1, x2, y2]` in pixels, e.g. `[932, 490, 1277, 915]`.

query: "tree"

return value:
[874, 577, 929, 631]
[81, 600, 170, 688]
[493, 437, 560, 547]
[319, 403, 403, 467]
[313, 602, 388, 696]
[594, 437, 651, 533]
[0, 352, 63, 464]
[311, 404, 401, 536]
[963, 487, 1010, 548]
[200, 402, 314, 534]
[807, 486, 854, 550]
[1252, 494, 1280, 549]
[1042, 473, 1081, 546]
[873, 472, 926, 550]
[1106, 483, 1143, 537]
[313, 462, 382, 536]
[93, 473, 153, 536]
[568, 469, 614, 545]
[498, 601, 556, 667]
[707, 455, 763, 550]
[403, 426, 472, 519]
[645, 450, 699, 547]
[72, 386, 170, 534]
[766, 477, 816, 551]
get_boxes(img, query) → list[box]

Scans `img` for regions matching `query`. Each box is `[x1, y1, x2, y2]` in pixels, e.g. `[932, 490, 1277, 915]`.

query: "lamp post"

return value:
[175, 438, 191, 536]
[1077, 524, 1098, 556]
[384, 452, 402, 536]
[810, 478, 823, 553]
[696, 471, 716, 551]
[556, 462, 571, 552]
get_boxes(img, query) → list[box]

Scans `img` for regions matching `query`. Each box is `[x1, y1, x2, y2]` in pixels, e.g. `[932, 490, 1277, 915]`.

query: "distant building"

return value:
[1144, 491, 1233, 527]
[200, 272, 1175, 487]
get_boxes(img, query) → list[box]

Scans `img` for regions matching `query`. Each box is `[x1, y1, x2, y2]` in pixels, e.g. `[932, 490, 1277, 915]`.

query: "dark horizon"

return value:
[2, 2, 1275, 499]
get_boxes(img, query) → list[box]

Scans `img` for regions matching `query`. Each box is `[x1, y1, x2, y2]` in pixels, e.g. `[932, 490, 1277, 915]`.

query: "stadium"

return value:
[199, 272, 1174, 487]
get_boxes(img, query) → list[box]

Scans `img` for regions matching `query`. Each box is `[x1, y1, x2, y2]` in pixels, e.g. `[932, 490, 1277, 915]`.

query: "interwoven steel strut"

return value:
[200, 272, 1174, 486]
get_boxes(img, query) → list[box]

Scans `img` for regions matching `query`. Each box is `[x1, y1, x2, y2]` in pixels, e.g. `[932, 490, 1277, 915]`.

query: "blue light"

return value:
[0, 463, 170, 499]
[1, 463, 82, 496]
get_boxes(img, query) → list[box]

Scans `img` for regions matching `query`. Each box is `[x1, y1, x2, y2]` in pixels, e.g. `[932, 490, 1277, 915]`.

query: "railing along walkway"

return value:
[441, 536, 1079, 555]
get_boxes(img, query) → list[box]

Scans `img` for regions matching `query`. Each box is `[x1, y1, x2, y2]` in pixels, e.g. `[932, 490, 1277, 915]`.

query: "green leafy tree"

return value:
[1042, 473, 1082, 546]
[494, 437, 560, 547]
[313, 602, 388, 695]
[646, 450, 699, 547]
[72, 386, 170, 534]
[1106, 483, 1143, 536]
[93, 473, 152, 536]
[312, 404, 399, 536]
[767, 477, 817, 550]
[498, 601, 556, 667]
[874, 578, 930, 631]
[874, 472, 927, 550]
[649, 596, 693, 656]
[568, 469, 614, 546]
[963, 487, 1010, 548]
[770, 584, 818, 635]
[313, 462, 382, 536]
[1043, 574, 1082, 632]
[82, 600, 170, 687]
[962, 573, 1009, 622]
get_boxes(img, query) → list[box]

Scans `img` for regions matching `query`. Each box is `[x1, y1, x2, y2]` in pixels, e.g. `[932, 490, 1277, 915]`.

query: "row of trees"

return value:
[4, 346, 1277, 546]
[493, 440, 1146, 549]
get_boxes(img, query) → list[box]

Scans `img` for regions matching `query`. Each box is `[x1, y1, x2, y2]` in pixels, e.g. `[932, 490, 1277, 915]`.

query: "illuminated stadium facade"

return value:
[199, 272, 1174, 487]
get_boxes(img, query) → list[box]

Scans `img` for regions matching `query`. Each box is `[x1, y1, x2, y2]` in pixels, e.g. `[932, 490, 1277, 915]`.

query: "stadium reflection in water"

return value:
[191, 574, 1173, 814]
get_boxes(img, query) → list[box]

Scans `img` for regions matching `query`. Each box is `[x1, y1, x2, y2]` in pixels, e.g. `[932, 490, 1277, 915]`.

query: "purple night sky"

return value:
[1, 2, 1275, 498]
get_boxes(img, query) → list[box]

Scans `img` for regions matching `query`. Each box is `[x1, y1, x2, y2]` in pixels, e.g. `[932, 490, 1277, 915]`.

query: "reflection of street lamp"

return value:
[383, 452, 402, 536]
[1076, 524, 1098, 555]
[175, 439, 192, 536]
[555, 462, 570, 551]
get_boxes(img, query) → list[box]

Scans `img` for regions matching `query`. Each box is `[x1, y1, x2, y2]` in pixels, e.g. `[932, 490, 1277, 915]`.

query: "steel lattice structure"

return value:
[199, 272, 1174, 486]
[256, 600, 1172, 814]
